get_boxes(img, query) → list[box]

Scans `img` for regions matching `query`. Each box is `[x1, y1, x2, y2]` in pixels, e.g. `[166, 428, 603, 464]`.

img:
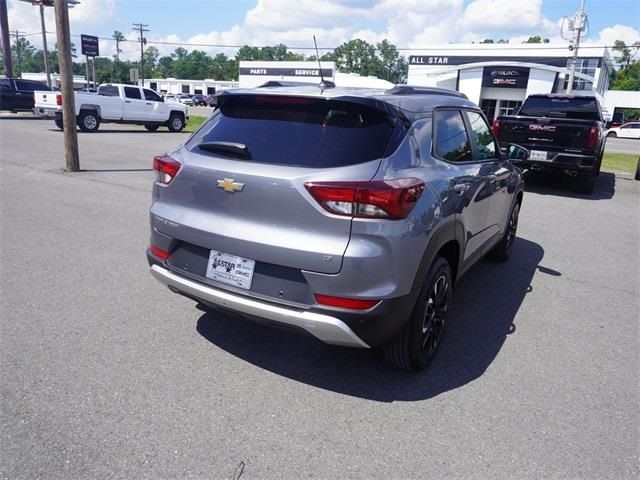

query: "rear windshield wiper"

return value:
[197, 141, 252, 160]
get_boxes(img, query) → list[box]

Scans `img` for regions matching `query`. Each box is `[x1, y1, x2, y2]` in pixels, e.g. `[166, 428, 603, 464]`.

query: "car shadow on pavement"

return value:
[523, 170, 615, 200]
[196, 237, 547, 402]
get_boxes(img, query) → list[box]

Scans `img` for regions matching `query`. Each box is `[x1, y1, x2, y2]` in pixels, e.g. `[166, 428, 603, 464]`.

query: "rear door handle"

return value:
[124, 100, 131, 103]
[145, 102, 152, 105]
[452, 183, 469, 195]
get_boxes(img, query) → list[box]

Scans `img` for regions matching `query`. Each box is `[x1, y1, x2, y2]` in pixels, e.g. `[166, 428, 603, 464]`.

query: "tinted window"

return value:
[519, 96, 600, 120]
[434, 110, 472, 163]
[465, 110, 498, 160]
[143, 89, 162, 102]
[186, 95, 403, 168]
[98, 85, 119, 96]
[15, 80, 49, 91]
[0, 79, 10, 89]
[124, 86, 142, 99]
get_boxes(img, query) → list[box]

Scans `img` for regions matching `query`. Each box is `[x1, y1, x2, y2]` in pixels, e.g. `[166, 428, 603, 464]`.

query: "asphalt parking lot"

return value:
[1, 115, 638, 479]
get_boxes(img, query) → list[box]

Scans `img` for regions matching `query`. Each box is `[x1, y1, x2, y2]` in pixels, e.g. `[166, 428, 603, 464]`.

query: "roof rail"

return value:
[385, 86, 468, 99]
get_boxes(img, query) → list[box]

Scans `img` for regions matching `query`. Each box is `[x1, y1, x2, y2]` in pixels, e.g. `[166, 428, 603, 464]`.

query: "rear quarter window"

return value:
[186, 95, 405, 168]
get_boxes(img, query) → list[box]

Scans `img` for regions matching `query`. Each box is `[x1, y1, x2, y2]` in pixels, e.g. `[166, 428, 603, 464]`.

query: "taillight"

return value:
[150, 244, 170, 260]
[314, 294, 379, 310]
[492, 118, 501, 138]
[304, 178, 424, 220]
[56, 94, 62, 106]
[153, 154, 181, 185]
[586, 125, 599, 150]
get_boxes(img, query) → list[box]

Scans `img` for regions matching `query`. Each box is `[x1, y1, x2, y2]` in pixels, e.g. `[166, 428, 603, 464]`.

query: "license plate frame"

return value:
[529, 150, 549, 161]
[205, 250, 255, 290]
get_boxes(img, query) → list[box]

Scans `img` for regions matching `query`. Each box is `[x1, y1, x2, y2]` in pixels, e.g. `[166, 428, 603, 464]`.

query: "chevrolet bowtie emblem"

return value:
[217, 178, 245, 193]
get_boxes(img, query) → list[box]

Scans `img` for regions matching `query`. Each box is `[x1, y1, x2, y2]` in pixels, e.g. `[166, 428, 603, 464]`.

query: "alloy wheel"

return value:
[421, 274, 450, 358]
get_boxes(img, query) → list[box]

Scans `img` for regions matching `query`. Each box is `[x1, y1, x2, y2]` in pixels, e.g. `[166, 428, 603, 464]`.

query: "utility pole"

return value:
[565, 0, 587, 94]
[132, 22, 148, 86]
[39, 3, 51, 87]
[54, 0, 79, 172]
[0, 0, 13, 77]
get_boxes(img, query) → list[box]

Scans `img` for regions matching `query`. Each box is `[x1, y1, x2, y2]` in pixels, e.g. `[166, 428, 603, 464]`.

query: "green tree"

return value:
[112, 30, 125, 62]
[143, 46, 160, 78]
[375, 39, 407, 83]
[332, 39, 380, 77]
[523, 36, 550, 43]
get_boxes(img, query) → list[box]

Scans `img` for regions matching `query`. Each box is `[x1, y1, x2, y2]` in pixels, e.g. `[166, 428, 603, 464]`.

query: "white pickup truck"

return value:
[34, 83, 189, 132]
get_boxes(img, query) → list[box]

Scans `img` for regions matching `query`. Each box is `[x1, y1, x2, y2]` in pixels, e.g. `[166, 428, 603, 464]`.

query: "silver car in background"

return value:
[147, 84, 524, 371]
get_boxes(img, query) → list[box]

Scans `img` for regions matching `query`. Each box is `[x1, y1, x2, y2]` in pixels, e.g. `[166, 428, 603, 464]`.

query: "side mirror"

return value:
[506, 143, 529, 160]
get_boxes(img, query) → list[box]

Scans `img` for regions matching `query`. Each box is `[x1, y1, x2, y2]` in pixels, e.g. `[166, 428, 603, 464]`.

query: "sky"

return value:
[6, 0, 640, 62]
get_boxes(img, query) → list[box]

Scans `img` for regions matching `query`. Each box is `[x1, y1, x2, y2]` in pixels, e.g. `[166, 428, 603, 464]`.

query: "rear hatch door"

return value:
[152, 93, 402, 275]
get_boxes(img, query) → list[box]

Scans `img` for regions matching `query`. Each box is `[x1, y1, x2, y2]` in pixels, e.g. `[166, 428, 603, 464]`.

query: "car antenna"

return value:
[313, 35, 328, 89]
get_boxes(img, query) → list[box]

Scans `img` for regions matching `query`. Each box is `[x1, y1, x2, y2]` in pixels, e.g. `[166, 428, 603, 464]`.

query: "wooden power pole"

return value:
[0, 0, 12, 77]
[54, 0, 79, 172]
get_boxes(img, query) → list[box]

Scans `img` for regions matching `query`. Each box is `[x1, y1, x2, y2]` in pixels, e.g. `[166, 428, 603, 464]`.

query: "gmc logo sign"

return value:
[529, 125, 557, 132]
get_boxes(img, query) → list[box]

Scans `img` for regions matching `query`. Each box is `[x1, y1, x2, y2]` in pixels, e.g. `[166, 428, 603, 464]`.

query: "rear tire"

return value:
[635, 158, 640, 181]
[144, 123, 159, 131]
[78, 110, 100, 132]
[383, 257, 452, 372]
[607, 131, 617, 138]
[491, 201, 520, 262]
[54, 118, 64, 130]
[167, 112, 185, 132]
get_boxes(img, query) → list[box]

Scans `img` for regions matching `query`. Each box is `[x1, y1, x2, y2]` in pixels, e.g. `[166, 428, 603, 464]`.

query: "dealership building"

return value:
[407, 44, 616, 121]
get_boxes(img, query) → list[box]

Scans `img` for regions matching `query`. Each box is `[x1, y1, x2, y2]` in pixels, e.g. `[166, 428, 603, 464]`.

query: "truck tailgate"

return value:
[498, 116, 596, 151]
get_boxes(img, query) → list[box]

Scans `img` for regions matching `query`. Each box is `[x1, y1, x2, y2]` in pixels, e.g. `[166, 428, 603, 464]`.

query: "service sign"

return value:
[482, 66, 530, 89]
[238, 67, 333, 77]
[81, 34, 99, 57]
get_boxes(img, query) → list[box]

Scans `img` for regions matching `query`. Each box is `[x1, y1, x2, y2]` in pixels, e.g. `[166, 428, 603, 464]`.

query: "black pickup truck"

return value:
[0, 77, 52, 113]
[493, 94, 605, 194]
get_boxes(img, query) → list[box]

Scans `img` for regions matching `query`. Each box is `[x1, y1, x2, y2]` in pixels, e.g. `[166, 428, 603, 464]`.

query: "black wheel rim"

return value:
[421, 274, 450, 358]
[505, 204, 519, 253]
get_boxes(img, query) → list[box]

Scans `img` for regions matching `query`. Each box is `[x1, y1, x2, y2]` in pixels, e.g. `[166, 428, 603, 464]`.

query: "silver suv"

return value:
[147, 84, 524, 371]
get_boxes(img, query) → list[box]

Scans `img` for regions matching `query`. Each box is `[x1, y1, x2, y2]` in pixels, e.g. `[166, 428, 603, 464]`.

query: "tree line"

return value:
[1, 32, 637, 91]
[0, 32, 408, 85]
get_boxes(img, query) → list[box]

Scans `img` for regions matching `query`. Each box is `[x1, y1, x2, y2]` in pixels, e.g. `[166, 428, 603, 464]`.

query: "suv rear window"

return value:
[186, 95, 403, 168]
[518, 96, 600, 120]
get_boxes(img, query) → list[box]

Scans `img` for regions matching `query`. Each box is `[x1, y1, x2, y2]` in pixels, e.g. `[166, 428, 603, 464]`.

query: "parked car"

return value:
[147, 84, 525, 372]
[192, 94, 207, 106]
[0, 77, 51, 113]
[606, 121, 640, 139]
[175, 94, 194, 106]
[34, 83, 188, 132]
[493, 94, 606, 194]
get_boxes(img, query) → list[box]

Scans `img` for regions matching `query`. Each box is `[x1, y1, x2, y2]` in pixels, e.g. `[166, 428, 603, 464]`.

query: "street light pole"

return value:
[0, 0, 13, 77]
[39, 3, 51, 87]
[566, 0, 587, 94]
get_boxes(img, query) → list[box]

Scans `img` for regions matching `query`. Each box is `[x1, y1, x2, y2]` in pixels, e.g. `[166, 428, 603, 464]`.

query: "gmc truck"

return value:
[493, 94, 605, 194]
[34, 83, 188, 133]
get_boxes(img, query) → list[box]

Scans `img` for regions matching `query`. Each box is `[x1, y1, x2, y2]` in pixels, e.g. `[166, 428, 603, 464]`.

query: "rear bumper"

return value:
[509, 150, 600, 173]
[150, 264, 371, 348]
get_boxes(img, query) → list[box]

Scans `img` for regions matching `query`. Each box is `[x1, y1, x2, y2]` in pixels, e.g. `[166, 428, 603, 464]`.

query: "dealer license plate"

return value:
[205, 250, 255, 290]
[529, 150, 549, 161]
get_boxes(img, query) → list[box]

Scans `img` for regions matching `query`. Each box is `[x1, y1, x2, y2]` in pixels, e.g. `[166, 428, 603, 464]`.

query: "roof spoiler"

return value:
[256, 80, 336, 89]
[385, 86, 468, 99]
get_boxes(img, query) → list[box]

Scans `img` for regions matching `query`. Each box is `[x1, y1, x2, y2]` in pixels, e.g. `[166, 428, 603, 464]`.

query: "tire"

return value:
[54, 118, 64, 130]
[576, 173, 596, 195]
[167, 112, 185, 132]
[77, 110, 100, 132]
[144, 124, 159, 131]
[491, 201, 520, 262]
[383, 257, 452, 372]
[634, 158, 640, 181]
[606, 131, 616, 137]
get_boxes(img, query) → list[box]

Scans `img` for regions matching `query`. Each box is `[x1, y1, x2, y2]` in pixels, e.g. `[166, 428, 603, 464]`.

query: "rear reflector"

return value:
[315, 294, 379, 310]
[153, 154, 181, 185]
[150, 244, 170, 260]
[305, 178, 424, 219]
